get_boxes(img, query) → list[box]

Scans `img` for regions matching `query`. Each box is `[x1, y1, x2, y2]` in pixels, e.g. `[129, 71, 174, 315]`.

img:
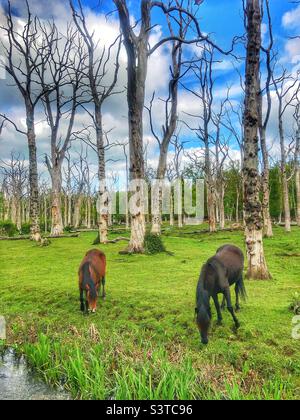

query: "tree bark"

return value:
[68, 194, 72, 227]
[279, 117, 291, 232]
[243, 0, 270, 280]
[295, 110, 300, 227]
[27, 110, 41, 242]
[151, 152, 168, 235]
[258, 0, 273, 238]
[50, 166, 64, 236]
[151, 38, 181, 236]
[96, 111, 109, 243]
[114, 0, 149, 253]
[170, 189, 174, 227]
[74, 195, 82, 229]
[236, 187, 240, 223]
[260, 127, 273, 237]
[219, 181, 225, 230]
[296, 124, 300, 226]
[64, 194, 68, 227]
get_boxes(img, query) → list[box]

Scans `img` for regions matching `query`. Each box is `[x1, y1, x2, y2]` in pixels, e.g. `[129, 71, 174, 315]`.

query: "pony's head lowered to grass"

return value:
[81, 262, 98, 313]
[195, 263, 214, 345]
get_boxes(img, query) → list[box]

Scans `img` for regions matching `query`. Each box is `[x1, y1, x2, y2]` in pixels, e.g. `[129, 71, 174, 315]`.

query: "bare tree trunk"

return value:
[4, 195, 10, 221]
[64, 194, 68, 227]
[44, 195, 48, 233]
[68, 194, 72, 227]
[16, 199, 21, 231]
[97, 113, 109, 243]
[296, 168, 300, 226]
[259, 0, 273, 238]
[125, 194, 130, 230]
[207, 179, 217, 233]
[74, 195, 82, 229]
[150, 35, 182, 236]
[296, 125, 300, 226]
[260, 128, 273, 237]
[50, 167, 64, 236]
[87, 196, 92, 229]
[170, 189, 174, 227]
[236, 187, 240, 223]
[22, 200, 26, 225]
[243, 0, 270, 280]
[114, 0, 153, 253]
[28, 115, 41, 242]
[279, 118, 291, 232]
[219, 182, 225, 230]
[151, 152, 168, 235]
[11, 197, 17, 226]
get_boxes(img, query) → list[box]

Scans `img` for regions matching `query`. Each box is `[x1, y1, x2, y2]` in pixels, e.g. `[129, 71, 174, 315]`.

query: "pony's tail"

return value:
[237, 276, 247, 301]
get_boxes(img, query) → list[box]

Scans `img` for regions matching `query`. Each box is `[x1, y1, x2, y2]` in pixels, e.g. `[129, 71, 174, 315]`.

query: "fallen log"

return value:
[162, 226, 243, 236]
[105, 236, 130, 244]
[0, 233, 80, 241]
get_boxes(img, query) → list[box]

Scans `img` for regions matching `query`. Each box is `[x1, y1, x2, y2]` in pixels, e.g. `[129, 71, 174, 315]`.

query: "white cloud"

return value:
[282, 5, 300, 30]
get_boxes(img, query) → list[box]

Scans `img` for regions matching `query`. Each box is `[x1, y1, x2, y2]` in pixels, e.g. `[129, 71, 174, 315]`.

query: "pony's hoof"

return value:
[235, 322, 240, 330]
[235, 306, 241, 312]
[201, 339, 209, 345]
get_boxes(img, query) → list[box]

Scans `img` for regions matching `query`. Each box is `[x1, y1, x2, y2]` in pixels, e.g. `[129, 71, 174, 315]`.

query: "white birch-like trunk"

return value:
[27, 112, 41, 242]
[243, 0, 270, 280]
[50, 167, 64, 236]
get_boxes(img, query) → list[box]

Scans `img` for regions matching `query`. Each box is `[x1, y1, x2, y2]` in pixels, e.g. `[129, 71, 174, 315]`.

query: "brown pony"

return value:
[78, 249, 106, 313]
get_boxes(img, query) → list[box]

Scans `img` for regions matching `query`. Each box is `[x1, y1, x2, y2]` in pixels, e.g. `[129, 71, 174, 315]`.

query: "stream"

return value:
[0, 349, 71, 400]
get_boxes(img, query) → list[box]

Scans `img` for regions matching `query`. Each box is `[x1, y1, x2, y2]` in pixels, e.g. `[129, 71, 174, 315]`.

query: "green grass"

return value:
[0, 225, 299, 400]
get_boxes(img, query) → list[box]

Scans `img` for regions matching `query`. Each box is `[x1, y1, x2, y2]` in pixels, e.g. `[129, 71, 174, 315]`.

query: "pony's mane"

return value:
[82, 262, 97, 300]
[196, 264, 210, 309]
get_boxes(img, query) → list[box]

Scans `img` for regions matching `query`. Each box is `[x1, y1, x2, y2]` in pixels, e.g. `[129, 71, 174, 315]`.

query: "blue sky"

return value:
[0, 0, 300, 184]
[80, 0, 297, 48]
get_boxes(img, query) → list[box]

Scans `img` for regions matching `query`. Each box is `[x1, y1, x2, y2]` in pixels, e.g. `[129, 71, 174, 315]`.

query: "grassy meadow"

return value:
[0, 225, 299, 400]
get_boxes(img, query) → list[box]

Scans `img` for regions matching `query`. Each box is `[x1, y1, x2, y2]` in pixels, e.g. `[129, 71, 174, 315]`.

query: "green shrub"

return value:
[21, 223, 31, 235]
[93, 233, 100, 245]
[0, 221, 17, 237]
[144, 233, 166, 254]
[64, 225, 74, 233]
[289, 292, 300, 315]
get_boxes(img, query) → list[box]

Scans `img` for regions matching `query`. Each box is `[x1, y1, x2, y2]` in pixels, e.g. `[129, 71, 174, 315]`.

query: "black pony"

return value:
[196, 245, 246, 345]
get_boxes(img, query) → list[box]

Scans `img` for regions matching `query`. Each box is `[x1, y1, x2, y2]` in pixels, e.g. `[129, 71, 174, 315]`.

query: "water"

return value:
[0, 349, 71, 400]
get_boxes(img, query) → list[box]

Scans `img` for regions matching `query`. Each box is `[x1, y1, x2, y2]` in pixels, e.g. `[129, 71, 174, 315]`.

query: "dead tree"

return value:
[183, 46, 217, 232]
[63, 152, 75, 227]
[222, 100, 245, 224]
[147, 9, 190, 235]
[71, 147, 89, 229]
[120, 142, 130, 230]
[169, 134, 186, 227]
[243, 0, 270, 279]
[0, 1, 55, 241]
[41, 23, 86, 236]
[39, 181, 51, 234]
[0, 153, 28, 230]
[294, 100, 300, 226]
[70, 0, 121, 243]
[272, 69, 300, 233]
[212, 97, 230, 230]
[259, 0, 274, 237]
[113, 0, 235, 252]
